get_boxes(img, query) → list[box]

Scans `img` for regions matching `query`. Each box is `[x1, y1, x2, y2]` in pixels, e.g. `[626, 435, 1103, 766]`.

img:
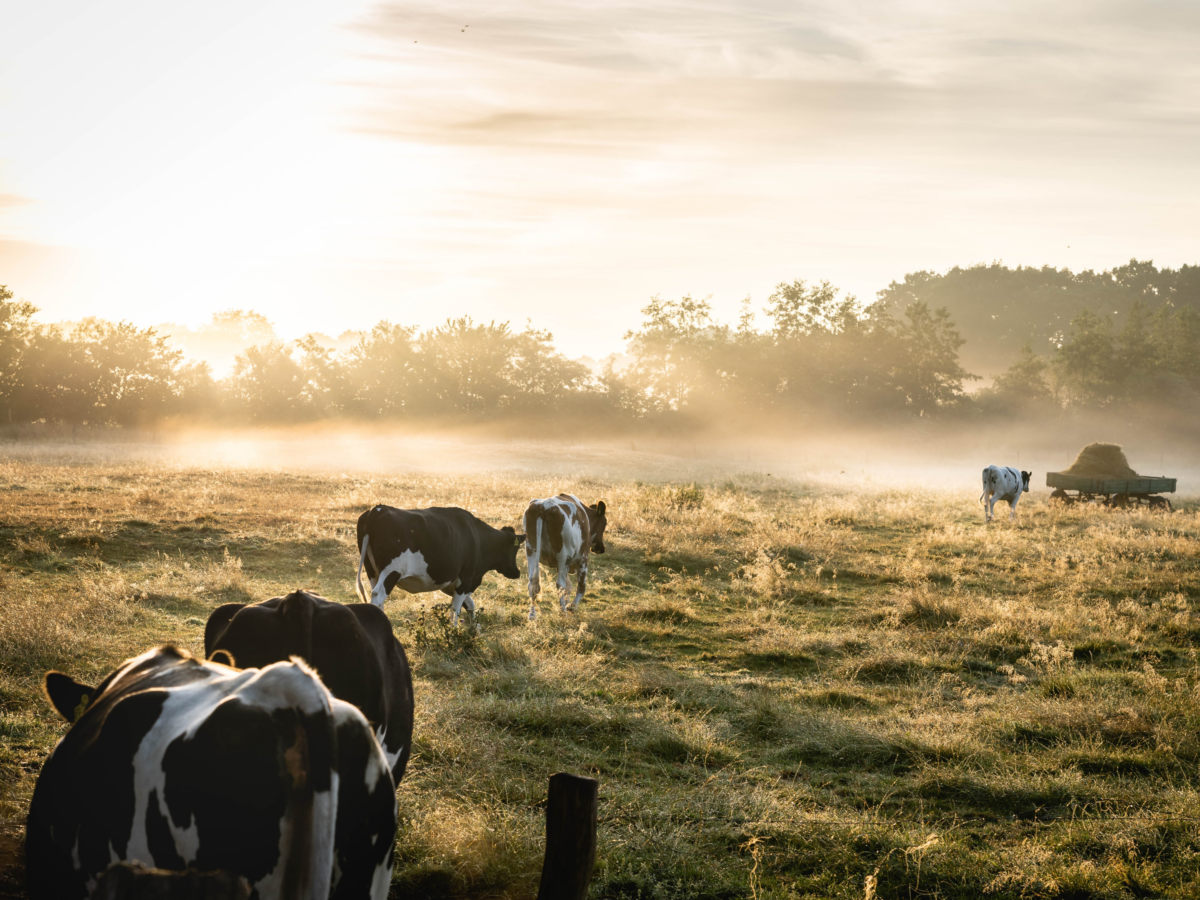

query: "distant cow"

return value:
[26, 646, 396, 900]
[523, 495, 608, 621]
[204, 590, 415, 782]
[980, 466, 1032, 522]
[356, 505, 525, 626]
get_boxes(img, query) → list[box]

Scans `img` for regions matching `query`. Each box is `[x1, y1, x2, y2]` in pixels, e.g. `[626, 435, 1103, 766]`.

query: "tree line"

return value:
[1, 261, 1197, 431]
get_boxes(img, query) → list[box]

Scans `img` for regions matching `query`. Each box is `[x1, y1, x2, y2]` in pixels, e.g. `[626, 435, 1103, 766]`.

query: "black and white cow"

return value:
[204, 589, 415, 783]
[355, 505, 525, 626]
[980, 465, 1032, 522]
[26, 646, 396, 900]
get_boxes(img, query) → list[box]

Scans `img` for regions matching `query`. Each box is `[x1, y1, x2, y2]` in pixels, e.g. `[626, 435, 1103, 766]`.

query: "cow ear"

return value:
[209, 649, 237, 668]
[45, 671, 95, 724]
[514, 533, 526, 547]
[597, 500, 607, 516]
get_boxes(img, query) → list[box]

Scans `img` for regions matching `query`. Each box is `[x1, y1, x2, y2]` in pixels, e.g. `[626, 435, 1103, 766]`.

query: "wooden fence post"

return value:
[536, 772, 598, 900]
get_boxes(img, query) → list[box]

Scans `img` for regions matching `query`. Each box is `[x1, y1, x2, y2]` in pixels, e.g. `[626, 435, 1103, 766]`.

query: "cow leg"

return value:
[556, 558, 572, 613]
[572, 556, 588, 611]
[527, 557, 541, 622]
[462, 594, 482, 633]
[371, 578, 388, 608]
[450, 593, 468, 627]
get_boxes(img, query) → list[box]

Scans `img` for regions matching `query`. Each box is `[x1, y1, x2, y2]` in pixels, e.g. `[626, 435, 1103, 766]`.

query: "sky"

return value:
[1, 0, 1198, 359]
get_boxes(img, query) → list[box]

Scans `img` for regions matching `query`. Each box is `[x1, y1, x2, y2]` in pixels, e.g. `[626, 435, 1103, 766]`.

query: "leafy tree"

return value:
[68, 319, 184, 426]
[418, 318, 518, 414]
[1053, 309, 1118, 407]
[886, 302, 977, 415]
[295, 335, 347, 417]
[0, 286, 38, 423]
[508, 324, 591, 410]
[878, 260, 1200, 378]
[621, 295, 727, 412]
[343, 323, 421, 417]
[227, 342, 307, 422]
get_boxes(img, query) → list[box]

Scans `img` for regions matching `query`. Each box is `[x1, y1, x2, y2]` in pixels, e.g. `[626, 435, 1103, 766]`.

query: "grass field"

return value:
[1, 441, 1199, 899]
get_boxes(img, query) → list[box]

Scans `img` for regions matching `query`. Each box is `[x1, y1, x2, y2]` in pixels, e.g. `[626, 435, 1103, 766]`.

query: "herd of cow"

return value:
[25, 494, 608, 900]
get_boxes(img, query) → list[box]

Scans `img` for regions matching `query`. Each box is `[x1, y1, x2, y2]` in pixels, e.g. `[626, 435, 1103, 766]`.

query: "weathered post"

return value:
[536, 772, 599, 900]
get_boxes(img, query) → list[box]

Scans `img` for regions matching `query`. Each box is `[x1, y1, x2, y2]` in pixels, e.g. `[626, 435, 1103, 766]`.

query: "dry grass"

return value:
[0, 447, 1199, 899]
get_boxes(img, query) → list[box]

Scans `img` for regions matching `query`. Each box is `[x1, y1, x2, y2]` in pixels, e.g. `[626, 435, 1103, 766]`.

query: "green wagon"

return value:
[1046, 472, 1176, 510]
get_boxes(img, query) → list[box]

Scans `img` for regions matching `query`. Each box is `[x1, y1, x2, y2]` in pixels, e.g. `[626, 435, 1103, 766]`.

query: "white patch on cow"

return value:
[369, 549, 455, 607]
[371, 850, 393, 900]
[337, 702, 395, 900]
[449, 592, 477, 627]
[374, 722, 404, 773]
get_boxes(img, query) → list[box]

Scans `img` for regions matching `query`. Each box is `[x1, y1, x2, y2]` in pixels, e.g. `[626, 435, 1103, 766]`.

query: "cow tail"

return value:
[530, 517, 544, 593]
[355, 533, 370, 604]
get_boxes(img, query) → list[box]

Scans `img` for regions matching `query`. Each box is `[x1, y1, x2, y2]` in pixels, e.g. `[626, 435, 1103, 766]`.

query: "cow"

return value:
[980, 465, 1032, 522]
[523, 495, 607, 621]
[204, 590, 415, 783]
[355, 505, 525, 627]
[26, 646, 396, 900]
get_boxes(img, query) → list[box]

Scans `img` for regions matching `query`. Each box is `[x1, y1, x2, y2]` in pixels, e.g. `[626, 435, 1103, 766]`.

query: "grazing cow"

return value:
[204, 590, 415, 782]
[980, 465, 1032, 522]
[26, 646, 396, 900]
[523, 495, 607, 621]
[355, 505, 525, 626]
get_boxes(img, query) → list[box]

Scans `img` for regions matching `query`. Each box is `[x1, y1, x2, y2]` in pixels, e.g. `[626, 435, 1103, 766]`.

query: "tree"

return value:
[343, 323, 422, 417]
[1053, 309, 1118, 408]
[620, 295, 726, 412]
[418, 318, 517, 414]
[508, 324, 592, 410]
[885, 303, 976, 415]
[0, 286, 38, 423]
[68, 319, 184, 426]
[227, 342, 307, 422]
[295, 335, 347, 417]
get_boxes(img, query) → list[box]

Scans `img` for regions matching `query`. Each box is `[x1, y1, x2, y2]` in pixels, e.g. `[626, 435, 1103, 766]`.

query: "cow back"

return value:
[26, 648, 394, 900]
[206, 591, 415, 783]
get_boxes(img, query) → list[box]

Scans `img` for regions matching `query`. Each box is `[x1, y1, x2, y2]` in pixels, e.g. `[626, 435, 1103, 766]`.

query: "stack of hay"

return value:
[1061, 443, 1141, 479]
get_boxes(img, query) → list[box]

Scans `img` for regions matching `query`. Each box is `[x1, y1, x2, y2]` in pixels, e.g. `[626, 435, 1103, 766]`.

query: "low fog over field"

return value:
[4, 423, 1198, 501]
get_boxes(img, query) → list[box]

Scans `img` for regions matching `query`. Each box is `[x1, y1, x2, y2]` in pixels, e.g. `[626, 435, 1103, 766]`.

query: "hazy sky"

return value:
[1, 0, 1197, 357]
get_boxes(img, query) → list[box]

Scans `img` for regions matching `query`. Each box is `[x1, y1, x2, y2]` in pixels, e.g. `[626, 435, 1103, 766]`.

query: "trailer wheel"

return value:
[1148, 496, 1172, 512]
[1049, 489, 1072, 506]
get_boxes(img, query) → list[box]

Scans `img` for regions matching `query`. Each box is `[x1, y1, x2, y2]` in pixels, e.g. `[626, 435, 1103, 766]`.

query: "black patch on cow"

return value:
[26, 688, 166, 900]
[330, 716, 396, 900]
[145, 788, 186, 871]
[161, 700, 293, 883]
[384, 571, 401, 594]
[206, 591, 415, 784]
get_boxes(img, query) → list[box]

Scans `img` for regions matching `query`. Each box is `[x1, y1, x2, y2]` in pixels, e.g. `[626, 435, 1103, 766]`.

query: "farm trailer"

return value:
[1046, 472, 1176, 510]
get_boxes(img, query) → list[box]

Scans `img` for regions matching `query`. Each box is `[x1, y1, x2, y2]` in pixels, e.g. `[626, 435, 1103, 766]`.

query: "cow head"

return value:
[587, 500, 608, 554]
[1021, 471, 1032, 491]
[498, 526, 527, 578]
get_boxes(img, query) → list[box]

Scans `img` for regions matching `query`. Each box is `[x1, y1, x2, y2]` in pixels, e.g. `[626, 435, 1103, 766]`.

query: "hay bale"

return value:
[1061, 443, 1141, 479]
